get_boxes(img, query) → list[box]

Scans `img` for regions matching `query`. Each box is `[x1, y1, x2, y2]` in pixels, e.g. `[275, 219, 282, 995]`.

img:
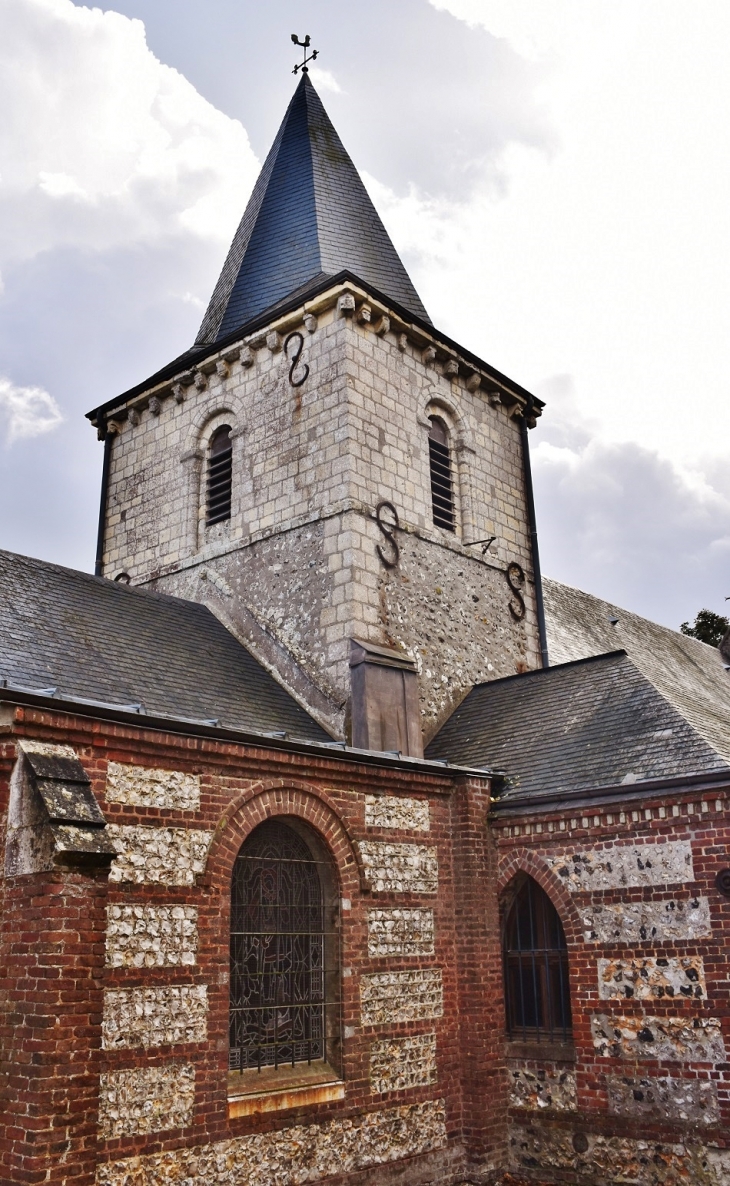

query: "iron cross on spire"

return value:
[291, 34, 318, 75]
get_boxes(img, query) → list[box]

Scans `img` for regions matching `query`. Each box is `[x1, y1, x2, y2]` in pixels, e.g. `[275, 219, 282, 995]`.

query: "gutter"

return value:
[94, 422, 114, 577]
[520, 395, 549, 668]
[491, 766, 730, 816]
[0, 685, 496, 785]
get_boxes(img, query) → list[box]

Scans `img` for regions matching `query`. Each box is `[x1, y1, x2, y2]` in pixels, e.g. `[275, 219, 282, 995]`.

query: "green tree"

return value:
[680, 609, 729, 647]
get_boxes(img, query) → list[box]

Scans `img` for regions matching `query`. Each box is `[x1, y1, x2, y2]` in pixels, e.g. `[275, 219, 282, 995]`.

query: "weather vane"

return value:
[291, 34, 318, 75]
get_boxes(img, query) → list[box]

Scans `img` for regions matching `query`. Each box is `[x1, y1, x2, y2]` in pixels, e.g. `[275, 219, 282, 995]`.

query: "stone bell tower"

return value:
[88, 74, 547, 750]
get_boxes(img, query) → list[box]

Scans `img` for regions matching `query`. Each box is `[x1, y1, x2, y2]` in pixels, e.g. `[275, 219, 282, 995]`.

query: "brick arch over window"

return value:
[498, 848, 583, 946]
[203, 781, 364, 901]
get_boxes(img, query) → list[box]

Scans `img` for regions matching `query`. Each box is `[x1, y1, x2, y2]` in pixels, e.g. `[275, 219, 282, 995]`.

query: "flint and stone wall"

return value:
[3, 713, 730, 1186]
[96, 1099, 448, 1186]
[497, 787, 730, 1184]
[98, 1063, 196, 1139]
[1, 720, 488, 1186]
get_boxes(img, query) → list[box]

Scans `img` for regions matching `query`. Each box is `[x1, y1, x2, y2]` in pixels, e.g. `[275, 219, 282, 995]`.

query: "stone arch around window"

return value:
[501, 872, 573, 1048]
[179, 403, 245, 554]
[419, 393, 477, 541]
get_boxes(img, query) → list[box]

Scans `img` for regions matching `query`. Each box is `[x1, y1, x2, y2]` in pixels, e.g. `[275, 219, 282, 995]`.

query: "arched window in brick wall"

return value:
[428, 416, 455, 531]
[503, 876, 572, 1044]
[206, 425, 233, 525]
[229, 819, 341, 1087]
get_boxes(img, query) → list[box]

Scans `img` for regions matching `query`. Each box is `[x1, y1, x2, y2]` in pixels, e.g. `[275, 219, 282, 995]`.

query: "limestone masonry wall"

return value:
[96, 1099, 447, 1186]
[360, 969, 443, 1026]
[101, 292, 541, 736]
[369, 1033, 438, 1094]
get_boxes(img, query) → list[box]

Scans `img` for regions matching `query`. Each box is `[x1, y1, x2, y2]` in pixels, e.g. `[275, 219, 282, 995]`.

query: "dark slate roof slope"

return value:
[544, 577, 730, 765]
[196, 74, 430, 344]
[0, 550, 329, 742]
[425, 651, 729, 798]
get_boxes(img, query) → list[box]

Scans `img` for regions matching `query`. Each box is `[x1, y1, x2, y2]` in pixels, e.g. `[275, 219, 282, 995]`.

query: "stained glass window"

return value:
[229, 820, 337, 1074]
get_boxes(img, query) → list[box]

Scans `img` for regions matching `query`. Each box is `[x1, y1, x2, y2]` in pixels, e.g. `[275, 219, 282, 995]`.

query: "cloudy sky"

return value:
[1, 0, 728, 630]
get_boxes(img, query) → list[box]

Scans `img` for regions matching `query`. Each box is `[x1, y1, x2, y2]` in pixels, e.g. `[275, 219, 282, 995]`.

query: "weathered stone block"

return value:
[370, 1033, 437, 1094]
[102, 985, 208, 1049]
[107, 825, 212, 885]
[364, 795, 430, 832]
[508, 1065, 577, 1112]
[105, 904, 198, 968]
[548, 840, 693, 891]
[583, 897, 712, 943]
[18, 739, 77, 759]
[360, 969, 443, 1026]
[96, 1098, 447, 1185]
[606, 1074, 719, 1126]
[98, 1063, 195, 1138]
[591, 1013, 725, 1062]
[358, 841, 438, 893]
[105, 762, 200, 811]
[367, 908, 435, 957]
[598, 956, 706, 1001]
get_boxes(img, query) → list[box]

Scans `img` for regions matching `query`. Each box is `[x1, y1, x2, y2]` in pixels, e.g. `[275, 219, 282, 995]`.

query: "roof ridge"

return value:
[0, 547, 212, 613]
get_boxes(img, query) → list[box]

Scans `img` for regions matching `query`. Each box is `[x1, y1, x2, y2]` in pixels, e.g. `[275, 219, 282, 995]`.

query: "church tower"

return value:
[88, 74, 547, 750]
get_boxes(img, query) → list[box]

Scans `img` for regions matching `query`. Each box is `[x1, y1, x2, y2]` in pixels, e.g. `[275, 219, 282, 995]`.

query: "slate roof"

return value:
[0, 549, 329, 743]
[196, 74, 430, 344]
[425, 650, 730, 798]
[543, 577, 730, 765]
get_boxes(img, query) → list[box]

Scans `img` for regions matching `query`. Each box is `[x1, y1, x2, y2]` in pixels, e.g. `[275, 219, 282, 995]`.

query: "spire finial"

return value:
[291, 33, 318, 75]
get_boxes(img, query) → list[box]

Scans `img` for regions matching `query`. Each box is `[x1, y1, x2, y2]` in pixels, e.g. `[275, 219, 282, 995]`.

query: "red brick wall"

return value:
[0, 864, 109, 1186]
[0, 708, 504, 1185]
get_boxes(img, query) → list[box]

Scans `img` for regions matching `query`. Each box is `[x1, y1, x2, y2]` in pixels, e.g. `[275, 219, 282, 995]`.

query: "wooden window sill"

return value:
[228, 1061, 344, 1118]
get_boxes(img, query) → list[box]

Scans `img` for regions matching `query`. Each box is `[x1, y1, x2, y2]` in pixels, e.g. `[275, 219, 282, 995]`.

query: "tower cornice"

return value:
[86, 271, 542, 430]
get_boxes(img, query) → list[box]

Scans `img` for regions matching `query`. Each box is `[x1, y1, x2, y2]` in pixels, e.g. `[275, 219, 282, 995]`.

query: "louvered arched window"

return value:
[229, 820, 340, 1086]
[504, 877, 572, 1044]
[428, 416, 455, 531]
[206, 425, 232, 525]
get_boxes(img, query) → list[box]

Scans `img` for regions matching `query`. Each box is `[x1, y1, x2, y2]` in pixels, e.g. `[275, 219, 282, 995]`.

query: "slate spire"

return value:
[196, 74, 430, 344]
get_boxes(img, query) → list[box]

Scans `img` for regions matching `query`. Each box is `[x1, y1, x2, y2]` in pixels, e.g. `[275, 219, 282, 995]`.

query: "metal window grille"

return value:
[428, 417, 455, 531]
[229, 820, 338, 1074]
[504, 877, 572, 1044]
[207, 426, 232, 525]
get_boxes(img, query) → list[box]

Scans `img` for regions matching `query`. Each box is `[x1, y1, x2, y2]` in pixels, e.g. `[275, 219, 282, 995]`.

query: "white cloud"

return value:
[531, 378, 730, 627]
[308, 67, 343, 94]
[0, 377, 63, 443]
[384, 1, 730, 477]
[0, 0, 260, 263]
